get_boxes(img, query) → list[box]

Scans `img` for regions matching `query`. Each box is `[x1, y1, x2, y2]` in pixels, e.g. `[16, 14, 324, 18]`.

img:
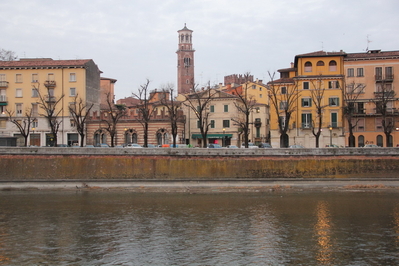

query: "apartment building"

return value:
[344, 50, 399, 147]
[0, 58, 101, 146]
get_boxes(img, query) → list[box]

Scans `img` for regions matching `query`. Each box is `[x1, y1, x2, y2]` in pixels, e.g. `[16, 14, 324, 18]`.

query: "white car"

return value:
[125, 143, 142, 148]
[241, 143, 259, 148]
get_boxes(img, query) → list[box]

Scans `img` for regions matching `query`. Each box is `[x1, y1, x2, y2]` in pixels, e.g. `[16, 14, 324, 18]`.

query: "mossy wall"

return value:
[1, 154, 399, 180]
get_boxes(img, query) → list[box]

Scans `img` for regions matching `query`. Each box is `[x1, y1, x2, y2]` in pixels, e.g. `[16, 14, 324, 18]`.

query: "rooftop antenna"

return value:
[366, 35, 372, 51]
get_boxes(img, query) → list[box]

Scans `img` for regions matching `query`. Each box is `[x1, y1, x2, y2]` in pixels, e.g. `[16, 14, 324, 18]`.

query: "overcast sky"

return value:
[1, 0, 399, 100]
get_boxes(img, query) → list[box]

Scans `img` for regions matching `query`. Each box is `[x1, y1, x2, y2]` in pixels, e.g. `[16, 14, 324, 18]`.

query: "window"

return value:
[222, 120, 230, 128]
[210, 105, 215, 112]
[31, 88, 38, 98]
[281, 87, 287, 94]
[47, 73, 55, 81]
[331, 112, 338, 127]
[69, 73, 76, 82]
[301, 98, 312, 107]
[329, 97, 339, 106]
[316, 61, 325, 66]
[32, 119, 38, 128]
[224, 105, 228, 112]
[354, 118, 365, 131]
[301, 113, 312, 129]
[16, 103, 22, 116]
[210, 120, 215, 128]
[0, 74, 5, 82]
[70, 88, 76, 97]
[279, 101, 287, 110]
[252, 85, 256, 89]
[386, 67, 393, 79]
[184, 58, 191, 67]
[304, 61, 312, 72]
[347, 68, 354, 77]
[32, 74, 38, 82]
[16, 88, 22, 98]
[15, 74, 22, 83]
[197, 120, 200, 128]
[375, 67, 382, 80]
[356, 68, 364, 77]
[259, 94, 263, 98]
[328, 81, 339, 89]
[279, 116, 286, 128]
[329, 60, 337, 71]
[375, 117, 383, 131]
[32, 103, 38, 117]
[196, 106, 201, 113]
[303, 82, 309, 90]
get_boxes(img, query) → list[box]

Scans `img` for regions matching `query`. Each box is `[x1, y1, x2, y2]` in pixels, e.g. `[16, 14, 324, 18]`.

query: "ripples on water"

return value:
[0, 191, 399, 265]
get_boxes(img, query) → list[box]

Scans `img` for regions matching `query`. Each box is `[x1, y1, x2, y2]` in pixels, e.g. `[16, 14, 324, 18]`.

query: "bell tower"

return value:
[177, 24, 195, 94]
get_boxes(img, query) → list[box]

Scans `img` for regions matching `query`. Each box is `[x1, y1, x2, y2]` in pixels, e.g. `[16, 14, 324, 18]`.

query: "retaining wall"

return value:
[0, 147, 399, 180]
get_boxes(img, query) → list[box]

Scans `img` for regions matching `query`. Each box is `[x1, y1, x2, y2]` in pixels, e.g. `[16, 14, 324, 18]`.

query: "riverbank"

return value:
[2, 178, 399, 193]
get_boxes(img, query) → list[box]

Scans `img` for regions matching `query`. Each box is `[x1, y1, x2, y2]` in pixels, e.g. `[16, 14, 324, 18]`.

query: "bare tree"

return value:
[309, 77, 327, 148]
[69, 94, 94, 147]
[132, 79, 157, 147]
[0, 49, 17, 61]
[182, 81, 217, 148]
[6, 108, 34, 147]
[101, 91, 127, 147]
[160, 83, 184, 148]
[267, 72, 300, 148]
[342, 81, 366, 147]
[371, 80, 396, 147]
[34, 84, 64, 147]
[231, 73, 257, 148]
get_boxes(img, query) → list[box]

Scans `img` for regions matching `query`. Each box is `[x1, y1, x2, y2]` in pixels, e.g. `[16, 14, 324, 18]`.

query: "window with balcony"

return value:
[347, 68, 354, 77]
[356, 68, 364, 77]
[386, 67, 393, 79]
[301, 113, 312, 129]
[375, 67, 383, 80]
[329, 60, 337, 71]
[301, 98, 312, 107]
[304, 62, 312, 72]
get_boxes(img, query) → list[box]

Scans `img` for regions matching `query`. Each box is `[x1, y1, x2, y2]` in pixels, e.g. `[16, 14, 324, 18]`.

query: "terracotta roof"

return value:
[296, 50, 346, 57]
[178, 23, 193, 32]
[345, 50, 399, 60]
[267, 78, 294, 84]
[0, 58, 93, 68]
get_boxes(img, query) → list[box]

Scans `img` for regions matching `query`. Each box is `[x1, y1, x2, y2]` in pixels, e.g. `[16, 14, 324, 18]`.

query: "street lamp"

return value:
[329, 125, 333, 146]
[223, 128, 225, 147]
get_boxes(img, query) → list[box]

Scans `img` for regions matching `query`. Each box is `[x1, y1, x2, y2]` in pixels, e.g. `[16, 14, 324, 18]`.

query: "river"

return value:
[0, 190, 399, 265]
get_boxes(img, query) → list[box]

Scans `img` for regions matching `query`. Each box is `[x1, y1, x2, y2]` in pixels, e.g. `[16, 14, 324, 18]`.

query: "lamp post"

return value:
[329, 125, 333, 146]
[223, 128, 225, 147]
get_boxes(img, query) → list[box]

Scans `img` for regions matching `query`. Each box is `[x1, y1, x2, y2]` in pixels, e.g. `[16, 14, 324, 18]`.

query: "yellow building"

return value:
[344, 50, 399, 147]
[0, 58, 101, 146]
[269, 51, 346, 148]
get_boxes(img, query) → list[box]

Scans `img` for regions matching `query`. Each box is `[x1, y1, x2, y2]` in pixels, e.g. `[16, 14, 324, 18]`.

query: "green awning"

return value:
[192, 133, 233, 139]
[0, 102, 8, 106]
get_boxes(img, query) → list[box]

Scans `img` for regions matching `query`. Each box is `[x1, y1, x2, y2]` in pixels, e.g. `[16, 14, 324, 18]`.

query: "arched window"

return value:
[304, 61, 312, 72]
[184, 57, 191, 67]
[124, 129, 138, 144]
[317, 61, 325, 66]
[180, 34, 184, 42]
[156, 129, 169, 146]
[388, 135, 393, 147]
[358, 135, 364, 147]
[377, 135, 383, 147]
[94, 129, 107, 146]
[329, 60, 337, 71]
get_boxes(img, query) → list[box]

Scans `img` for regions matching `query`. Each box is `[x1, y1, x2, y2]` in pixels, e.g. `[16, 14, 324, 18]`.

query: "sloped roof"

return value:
[178, 23, 193, 32]
[345, 50, 399, 60]
[0, 58, 93, 69]
[296, 50, 346, 57]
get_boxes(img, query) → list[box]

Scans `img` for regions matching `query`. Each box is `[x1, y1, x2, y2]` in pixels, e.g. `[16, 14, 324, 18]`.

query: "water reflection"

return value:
[314, 201, 334, 265]
[0, 191, 398, 265]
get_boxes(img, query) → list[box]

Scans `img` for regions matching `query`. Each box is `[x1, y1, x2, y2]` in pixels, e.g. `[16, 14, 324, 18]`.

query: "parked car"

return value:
[85, 145, 95, 148]
[289, 145, 304, 148]
[227, 145, 238, 148]
[56, 144, 68, 147]
[208, 144, 222, 148]
[125, 143, 142, 148]
[363, 144, 380, 148]
[258, 143, 272, 148]
[146, 144, 156, 148]
[241, 143, 259, 148]
[98, 143, 109, 148]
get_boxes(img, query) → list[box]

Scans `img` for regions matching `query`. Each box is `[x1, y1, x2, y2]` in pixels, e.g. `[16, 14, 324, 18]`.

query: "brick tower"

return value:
[177, 24, 195, 94]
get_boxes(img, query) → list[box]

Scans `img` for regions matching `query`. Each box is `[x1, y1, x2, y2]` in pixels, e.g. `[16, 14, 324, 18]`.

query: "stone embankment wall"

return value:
[0, 147, 399, 180]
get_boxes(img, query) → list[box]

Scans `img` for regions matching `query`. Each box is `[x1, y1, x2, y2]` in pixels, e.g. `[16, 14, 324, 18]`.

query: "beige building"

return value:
[0, 58, 101, 146]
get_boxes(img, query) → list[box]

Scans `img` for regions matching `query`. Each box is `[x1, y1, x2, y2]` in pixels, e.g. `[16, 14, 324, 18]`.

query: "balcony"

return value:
[0, 81, 9, 88]
[375, 75, 394, 82]
[374, 91, 395, 98]
[254, 121, 262, 128]
[44, 80, 56, 88]
[45, 95, 56, 103]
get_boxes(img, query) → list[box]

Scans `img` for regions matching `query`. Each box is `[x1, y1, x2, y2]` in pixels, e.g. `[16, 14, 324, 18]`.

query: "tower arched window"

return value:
[184, 58, 191, 67]
[304, 61, 312, 72]
[329, 60, 337, 71]
[181, 34, 184, 42]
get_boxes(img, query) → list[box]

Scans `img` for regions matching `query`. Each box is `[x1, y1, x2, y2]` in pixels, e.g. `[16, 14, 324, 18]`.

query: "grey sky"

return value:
[1, 0, 398, 100]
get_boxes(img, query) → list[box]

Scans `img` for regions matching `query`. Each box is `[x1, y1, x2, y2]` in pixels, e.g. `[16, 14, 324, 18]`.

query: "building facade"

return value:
[344, 50, 399, 147]
[0, 58, 101, 146]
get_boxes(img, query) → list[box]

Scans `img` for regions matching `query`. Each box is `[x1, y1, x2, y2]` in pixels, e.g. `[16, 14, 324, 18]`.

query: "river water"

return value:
[0, 190, 399, 265]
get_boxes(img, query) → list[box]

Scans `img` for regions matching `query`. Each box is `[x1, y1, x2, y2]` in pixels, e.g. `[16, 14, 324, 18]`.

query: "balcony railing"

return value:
[45, 95, 56, 102]
[44, 80, 56, 88]
[375, 75, 394, 81]
[0, 81, 8, 88]
[374, 91, 395, 98]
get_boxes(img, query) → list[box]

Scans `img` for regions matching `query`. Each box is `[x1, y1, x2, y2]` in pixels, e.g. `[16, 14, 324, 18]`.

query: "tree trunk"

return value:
[280, 133, 289, 148]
